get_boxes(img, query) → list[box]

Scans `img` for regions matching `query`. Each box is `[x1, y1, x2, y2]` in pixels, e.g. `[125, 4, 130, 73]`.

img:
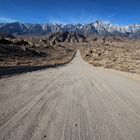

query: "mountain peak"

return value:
[0, 21, 140, 38]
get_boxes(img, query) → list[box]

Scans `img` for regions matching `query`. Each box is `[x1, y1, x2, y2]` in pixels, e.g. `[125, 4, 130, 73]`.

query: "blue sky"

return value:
[0, 0, 140, 25]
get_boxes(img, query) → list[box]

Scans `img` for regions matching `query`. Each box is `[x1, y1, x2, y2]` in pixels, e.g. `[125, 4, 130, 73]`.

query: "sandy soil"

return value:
[103, 68, 140, 81]
[0, 51, 140, 140]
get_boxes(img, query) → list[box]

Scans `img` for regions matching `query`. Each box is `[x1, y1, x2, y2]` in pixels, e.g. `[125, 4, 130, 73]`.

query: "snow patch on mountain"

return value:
[0, 21, 140, 38]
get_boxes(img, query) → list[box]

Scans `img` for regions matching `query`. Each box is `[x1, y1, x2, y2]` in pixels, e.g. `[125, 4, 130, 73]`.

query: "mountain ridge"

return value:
[0, 21, 140, 38]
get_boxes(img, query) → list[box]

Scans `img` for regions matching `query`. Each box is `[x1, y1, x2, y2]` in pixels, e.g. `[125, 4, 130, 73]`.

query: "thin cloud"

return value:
[0, 16, 17, 23]
[102, 20, 111, 24]
[107, 13, 117, 20]
[48, 19, 66, 24]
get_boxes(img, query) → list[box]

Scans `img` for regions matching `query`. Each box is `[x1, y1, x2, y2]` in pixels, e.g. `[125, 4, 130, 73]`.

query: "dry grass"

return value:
[80, 39, 140, 74]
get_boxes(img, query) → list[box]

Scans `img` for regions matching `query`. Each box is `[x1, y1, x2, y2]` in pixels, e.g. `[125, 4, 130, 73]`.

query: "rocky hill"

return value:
[48, 32, 86, 43]
[0, 33, 15, 39]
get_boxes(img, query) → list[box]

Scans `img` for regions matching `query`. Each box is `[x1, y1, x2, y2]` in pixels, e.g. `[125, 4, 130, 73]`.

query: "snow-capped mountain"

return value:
[0, 21, 140, 38]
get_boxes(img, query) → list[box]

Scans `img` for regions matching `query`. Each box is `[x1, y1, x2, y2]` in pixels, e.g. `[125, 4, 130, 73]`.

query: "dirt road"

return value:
[0, 51, 140, 140]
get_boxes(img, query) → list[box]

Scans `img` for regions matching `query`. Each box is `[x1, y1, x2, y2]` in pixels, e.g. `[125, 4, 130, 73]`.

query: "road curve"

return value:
[0, 51, 140, 140]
